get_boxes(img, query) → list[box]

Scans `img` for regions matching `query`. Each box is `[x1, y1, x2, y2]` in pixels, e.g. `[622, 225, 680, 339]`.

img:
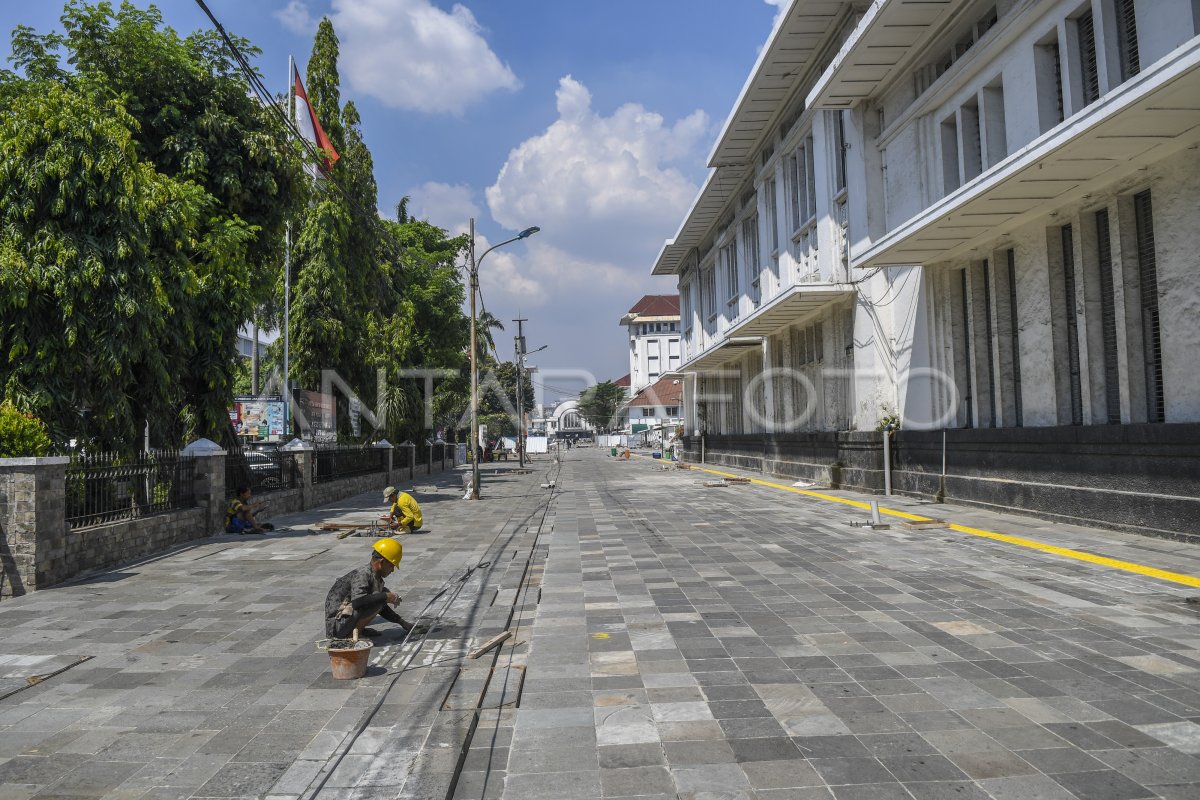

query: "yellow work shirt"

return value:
[390, 493, 422, 529]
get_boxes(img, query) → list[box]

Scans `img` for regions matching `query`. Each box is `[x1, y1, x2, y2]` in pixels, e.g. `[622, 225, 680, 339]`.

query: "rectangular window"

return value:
[1078, 11, 1100, 107]
[834, 112, 848, 192]
[788, 140, 817, 231]
[961, 101, 983, 182]
[1095, 208, 1122, 423]
[703, 268, 717, 319]
[786, 153, 802, 231]
[941, 114, 961, 195]
[666, 407, 679, 416]
[765, 178, 779, 253]
[805, 137, 817, 218]
[1035, 38, 1065, 134]
[681, 283, 693, 334]
[1061, 225, 1084, 425]
[721, 242, 739, 301]
[1115, 0, 1140, 81]
[641, 408, 654, 417]
[1133, 190, 1163, 422]
[982, 259, 997, 427]
[743, 215, 760, 279]
[983, 80, 1007, 168]
[1006, 249, 1022, 427]
[960, 269, 975, 428]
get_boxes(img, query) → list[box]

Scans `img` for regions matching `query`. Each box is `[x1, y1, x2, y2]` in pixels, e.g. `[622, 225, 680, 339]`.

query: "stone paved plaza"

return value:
[1, 449, 1199, 799]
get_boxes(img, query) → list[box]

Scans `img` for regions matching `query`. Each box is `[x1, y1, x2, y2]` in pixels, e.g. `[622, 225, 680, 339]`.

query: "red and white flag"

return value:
[293, 65, 339, 174]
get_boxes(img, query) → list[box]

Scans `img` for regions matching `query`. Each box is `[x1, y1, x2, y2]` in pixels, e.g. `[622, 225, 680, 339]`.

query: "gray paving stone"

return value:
[2, 452, 1199, 799]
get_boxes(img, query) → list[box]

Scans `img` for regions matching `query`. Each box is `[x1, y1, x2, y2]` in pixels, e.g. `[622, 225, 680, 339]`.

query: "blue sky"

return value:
[4, 0, 784, 400]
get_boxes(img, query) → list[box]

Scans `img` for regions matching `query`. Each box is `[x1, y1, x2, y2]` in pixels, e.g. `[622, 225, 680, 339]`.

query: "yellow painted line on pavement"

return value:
[639, 456, 1200, 589]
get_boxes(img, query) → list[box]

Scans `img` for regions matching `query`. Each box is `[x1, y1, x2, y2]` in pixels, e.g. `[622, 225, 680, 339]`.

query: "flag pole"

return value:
[284, 54, 293, 437]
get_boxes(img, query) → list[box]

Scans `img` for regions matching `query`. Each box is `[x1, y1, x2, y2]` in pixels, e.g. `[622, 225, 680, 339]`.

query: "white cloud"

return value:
[485, 75, 708, 274]
[324, 0, 519, 114]
[406, 182, 480, 235]
[763, 0, 789, 23]
[275, 0, 315, 34]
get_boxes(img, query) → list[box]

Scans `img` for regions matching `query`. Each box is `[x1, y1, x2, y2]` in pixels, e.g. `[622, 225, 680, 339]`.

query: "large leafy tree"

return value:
[288, 18, 472, 445]
[0, 2, 302, 447]
[578, 381, 627, 432]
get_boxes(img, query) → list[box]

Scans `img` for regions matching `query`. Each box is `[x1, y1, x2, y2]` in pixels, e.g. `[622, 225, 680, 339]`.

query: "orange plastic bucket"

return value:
[327, 639, 373, 679]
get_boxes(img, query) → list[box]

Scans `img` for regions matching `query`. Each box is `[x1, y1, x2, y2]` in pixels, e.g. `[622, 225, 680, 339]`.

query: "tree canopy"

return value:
[1, 3, 476, 450]
[578, 381, 627, 432]
[0, 1, 304, 448]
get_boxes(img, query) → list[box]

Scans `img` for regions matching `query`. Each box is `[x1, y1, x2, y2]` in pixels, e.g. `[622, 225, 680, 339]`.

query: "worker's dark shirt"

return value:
[324, 564, 401, 636]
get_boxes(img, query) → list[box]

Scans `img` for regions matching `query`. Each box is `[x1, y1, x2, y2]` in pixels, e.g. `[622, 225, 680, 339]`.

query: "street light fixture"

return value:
[515, 343, 547, 468]
[468, 218, 540, 499]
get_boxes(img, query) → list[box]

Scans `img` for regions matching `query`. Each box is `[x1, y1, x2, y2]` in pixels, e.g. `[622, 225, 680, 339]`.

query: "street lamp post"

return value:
[468, 218, 540, 499]
[515, 338, 547, 468]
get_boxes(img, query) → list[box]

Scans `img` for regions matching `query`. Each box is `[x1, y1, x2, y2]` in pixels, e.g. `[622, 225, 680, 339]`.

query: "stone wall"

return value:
[0, 444, 460, 598]
[683, 424, 1200, 538]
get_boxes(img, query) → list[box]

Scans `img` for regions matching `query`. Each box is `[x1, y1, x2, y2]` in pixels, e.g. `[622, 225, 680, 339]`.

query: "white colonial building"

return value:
[654, 0, 1200, 534]
[619, 295, 683, 395]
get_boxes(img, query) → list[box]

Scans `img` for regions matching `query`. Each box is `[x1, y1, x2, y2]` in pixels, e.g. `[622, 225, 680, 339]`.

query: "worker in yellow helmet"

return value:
[382, 485, 423, 534]
[323, 539, 412, 639]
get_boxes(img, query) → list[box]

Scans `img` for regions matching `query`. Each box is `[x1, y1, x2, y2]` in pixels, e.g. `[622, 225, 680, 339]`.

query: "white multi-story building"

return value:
[619, 295, 683, 395]
[653, 0, 1200, 533]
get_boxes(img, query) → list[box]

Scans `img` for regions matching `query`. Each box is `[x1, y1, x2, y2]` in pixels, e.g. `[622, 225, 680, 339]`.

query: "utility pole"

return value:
[513, 317, 527, 468]
[469, 218, 480, 499]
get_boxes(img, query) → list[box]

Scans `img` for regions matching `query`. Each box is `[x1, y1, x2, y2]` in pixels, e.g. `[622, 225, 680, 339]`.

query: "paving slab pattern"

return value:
[1, 450, 1199, 800]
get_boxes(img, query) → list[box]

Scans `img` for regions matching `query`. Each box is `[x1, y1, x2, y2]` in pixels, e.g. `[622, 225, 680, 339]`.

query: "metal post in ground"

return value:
[883, 424, 893, 496]
[935, 429, 946, 503]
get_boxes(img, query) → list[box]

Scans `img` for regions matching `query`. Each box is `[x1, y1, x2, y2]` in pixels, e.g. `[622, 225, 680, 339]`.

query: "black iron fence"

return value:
[313, 446, 388, 484]
[225, 446, 295, 495]
[65, 450, 197, 530]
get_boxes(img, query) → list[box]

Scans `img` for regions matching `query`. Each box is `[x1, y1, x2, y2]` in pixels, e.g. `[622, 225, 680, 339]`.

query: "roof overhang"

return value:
[726, 283, 856, 337]
[653, 1, 855, 278]
[858, 40, 1200, 268]
[710, 0, 855, 167]
[652, 166, 749, 276]
[808, 0, 959, 109]
[679, 336, 764, 374]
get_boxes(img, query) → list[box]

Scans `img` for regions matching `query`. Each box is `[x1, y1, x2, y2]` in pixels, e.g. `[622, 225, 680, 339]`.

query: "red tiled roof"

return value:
[625, 295, 679, 317]
[627, 376, 683, 407]
[614, 374, 631, 387]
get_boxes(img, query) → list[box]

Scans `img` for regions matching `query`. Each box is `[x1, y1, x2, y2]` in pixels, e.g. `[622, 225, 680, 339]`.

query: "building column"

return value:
[762, 337, 776, 433]
[0, 456, 68, 598]
[182, 438, 226, 537]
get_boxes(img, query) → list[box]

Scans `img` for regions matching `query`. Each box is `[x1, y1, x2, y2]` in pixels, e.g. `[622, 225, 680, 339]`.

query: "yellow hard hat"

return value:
[372, 537, 402, 567]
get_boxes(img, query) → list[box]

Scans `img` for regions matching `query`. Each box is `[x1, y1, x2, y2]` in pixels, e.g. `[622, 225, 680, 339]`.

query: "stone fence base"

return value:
[682, 424, 1200, 539]
[0, 443, 459, 599]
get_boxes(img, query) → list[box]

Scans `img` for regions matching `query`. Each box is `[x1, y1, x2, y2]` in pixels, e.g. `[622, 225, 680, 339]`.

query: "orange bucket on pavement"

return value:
[325, 639, 373, 679]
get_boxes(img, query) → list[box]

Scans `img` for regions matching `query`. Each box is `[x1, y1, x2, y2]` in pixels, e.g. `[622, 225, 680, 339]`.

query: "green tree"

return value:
[578, 381, 626, 432]
[476, 310, 505, 356]
[0, 401, 53, 458]
[1, 2, 303, 447]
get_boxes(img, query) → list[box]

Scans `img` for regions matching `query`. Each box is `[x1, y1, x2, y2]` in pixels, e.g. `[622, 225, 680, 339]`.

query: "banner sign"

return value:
[230, 396, 286, 440]
[292, 388, 337, 444]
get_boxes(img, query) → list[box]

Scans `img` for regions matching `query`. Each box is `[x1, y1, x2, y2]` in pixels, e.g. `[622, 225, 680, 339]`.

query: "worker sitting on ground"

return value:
[382, 485, 423, 534]
[224, 486, 273, 534]
[324, 539, 412, 639]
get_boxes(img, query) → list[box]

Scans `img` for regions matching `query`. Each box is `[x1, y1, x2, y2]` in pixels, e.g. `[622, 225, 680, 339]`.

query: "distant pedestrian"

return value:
[382, 485, 423, 534]
[224, 486, 272, 534]
[324, 539, 412, 638]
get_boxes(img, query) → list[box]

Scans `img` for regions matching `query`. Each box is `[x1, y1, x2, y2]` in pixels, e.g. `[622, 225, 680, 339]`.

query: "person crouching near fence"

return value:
[382, 485, 423, 534]
[324, 539, 413, 639]
[224, 486, 273, 534]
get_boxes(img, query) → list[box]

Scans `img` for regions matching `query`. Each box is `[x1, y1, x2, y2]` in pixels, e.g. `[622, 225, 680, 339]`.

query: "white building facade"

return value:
[654, 0, 1200, 533]
[620, 295, 683, 395]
